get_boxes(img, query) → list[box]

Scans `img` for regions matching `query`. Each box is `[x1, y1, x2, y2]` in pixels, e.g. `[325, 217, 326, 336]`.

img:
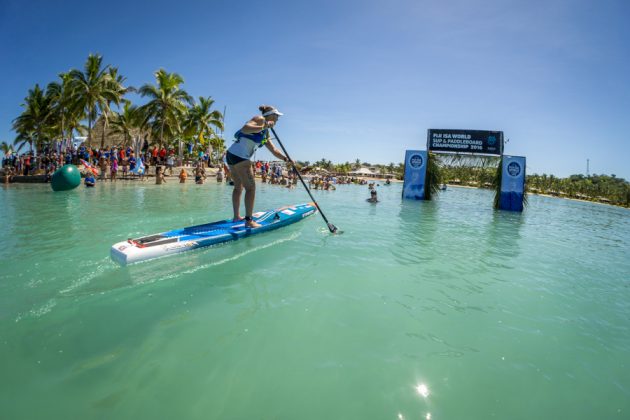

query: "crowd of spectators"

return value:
[2, 147, 390, 192]
[1, 143, 216, 180]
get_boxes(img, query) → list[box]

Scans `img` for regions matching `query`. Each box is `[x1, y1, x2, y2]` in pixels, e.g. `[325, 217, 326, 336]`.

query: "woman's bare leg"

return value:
[230, 164, 244, 221]
[230, 161, 260, 227]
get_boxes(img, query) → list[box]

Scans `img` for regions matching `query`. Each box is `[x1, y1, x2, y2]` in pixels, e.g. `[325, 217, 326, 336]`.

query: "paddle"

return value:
[269, 127, 340, 234]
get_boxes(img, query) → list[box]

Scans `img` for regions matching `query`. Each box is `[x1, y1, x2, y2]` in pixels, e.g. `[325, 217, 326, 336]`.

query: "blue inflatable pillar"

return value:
[499, 155, 526, 211]
[402, 150, 427, 200]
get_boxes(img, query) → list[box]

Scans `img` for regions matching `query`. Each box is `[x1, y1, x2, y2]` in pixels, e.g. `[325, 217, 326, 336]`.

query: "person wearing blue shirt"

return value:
[84, 173, 96, 187]
[128, 153, 136, 171]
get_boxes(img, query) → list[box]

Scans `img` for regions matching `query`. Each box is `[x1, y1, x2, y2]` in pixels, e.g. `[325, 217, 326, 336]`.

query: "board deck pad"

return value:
[111, 203, 317, 265]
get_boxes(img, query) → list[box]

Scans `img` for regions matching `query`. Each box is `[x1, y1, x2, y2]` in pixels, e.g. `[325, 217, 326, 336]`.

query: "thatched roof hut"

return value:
[88, 116, 150, 149]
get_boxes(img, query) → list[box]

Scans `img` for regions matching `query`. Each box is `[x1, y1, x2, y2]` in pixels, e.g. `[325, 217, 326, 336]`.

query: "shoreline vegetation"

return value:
[2, 53, 628, 209]
[439, 165, 630, 209]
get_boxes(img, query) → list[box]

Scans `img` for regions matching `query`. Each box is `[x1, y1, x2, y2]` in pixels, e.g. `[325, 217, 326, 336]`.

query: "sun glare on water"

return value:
[416, 383, 430, 398]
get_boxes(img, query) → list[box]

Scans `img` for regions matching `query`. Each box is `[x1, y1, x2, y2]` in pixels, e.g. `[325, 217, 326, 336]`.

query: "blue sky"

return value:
[1, 0, 629, 178]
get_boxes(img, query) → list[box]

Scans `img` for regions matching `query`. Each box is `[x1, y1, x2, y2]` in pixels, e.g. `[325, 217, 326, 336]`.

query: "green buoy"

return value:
[51, 164, 81, 191]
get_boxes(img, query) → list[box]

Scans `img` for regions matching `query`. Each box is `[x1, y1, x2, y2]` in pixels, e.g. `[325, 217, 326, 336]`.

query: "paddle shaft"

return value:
[269, 127, 338, 233]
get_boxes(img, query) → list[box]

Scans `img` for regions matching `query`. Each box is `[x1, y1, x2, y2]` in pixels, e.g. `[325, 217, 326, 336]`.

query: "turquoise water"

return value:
[1, 181, 629, 419]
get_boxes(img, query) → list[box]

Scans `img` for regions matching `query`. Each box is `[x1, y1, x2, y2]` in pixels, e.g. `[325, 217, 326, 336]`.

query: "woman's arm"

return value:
[241, 116, 267, 134]
[264, 140, 287, 162]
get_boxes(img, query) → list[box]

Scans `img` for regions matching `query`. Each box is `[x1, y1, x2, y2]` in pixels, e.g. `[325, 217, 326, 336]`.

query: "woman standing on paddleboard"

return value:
[226, 105, 288, 228]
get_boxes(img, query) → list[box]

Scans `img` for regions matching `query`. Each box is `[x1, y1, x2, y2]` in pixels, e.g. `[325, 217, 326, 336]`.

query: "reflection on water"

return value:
[391, 200, 439, 265]
[133, 185, 145, 208]
[482, 210, 524, 268]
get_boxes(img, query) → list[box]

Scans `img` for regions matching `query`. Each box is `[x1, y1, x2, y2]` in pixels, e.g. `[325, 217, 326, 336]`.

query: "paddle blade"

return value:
[328, 223, 341, 234]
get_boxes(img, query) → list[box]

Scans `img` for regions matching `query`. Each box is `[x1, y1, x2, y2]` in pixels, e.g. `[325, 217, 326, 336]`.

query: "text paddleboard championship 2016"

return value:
[427, 129, 504, 155]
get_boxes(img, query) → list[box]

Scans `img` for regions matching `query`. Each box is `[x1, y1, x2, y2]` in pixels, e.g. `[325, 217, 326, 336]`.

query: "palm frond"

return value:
[493, 157, 502, 209]
[424, 152, 442, 200]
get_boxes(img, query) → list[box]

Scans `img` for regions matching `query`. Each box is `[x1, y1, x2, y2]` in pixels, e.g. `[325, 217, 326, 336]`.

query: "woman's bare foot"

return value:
[232, 216, 244, 222]
[245, 220, 262, 228]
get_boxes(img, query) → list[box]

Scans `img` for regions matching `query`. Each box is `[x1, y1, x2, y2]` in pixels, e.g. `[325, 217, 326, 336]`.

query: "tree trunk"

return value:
[61, 114, 65, 152]
[88, 116, 92, 148]
[101, 119, 106, 149]
[160, 122, 164, 150]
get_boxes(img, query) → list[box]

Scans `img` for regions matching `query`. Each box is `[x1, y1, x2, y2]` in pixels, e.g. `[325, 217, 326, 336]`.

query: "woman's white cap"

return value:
[262, 108, 284, 117]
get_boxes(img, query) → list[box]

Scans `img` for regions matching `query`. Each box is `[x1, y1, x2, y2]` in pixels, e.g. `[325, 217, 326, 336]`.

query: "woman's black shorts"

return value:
[226, 151, 248, 166]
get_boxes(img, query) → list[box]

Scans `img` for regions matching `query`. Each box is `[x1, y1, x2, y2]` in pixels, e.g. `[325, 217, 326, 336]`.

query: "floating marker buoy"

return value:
[51, 164, 81, 191]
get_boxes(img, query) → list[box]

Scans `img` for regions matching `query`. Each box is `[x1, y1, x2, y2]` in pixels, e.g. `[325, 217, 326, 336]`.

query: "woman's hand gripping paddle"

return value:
[270, 127, 341, 234]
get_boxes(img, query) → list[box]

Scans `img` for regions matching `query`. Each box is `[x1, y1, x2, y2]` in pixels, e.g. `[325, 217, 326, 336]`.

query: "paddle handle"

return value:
[270, 127, 338, 233]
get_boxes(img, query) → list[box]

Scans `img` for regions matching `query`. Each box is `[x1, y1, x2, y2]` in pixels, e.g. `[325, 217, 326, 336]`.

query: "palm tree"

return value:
[108, 67, 134, 98]
[336, 161, 351, 174]
[1, 141, 14, 157]
[11, 134, 31, 153]
[110, 102, 141, 148]
[209, 136, 226, 163]
[425, 153, 442, 200]
[138, 69, 193, 148]
[46, 72, 81, 148]
[12, 84, 53, 153]
[68, 54, 122, 148]
[185, 96, 223, 138]
[184, 96, 224, 161]
[97, 67, 132, 148]
[396, 163, 404, 179]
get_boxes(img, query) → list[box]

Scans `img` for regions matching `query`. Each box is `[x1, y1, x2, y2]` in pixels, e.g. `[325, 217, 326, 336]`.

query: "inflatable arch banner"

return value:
[499, 155, 526, 212]
[402, 150, 427, 200]
[427, 129, 504, 155]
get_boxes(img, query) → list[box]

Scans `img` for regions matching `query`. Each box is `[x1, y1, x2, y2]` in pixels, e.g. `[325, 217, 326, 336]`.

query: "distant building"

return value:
[348, 167, 376, 177]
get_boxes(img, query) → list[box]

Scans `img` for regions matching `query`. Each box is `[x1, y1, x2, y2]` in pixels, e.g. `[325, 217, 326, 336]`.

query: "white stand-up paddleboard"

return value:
[111, 203, 317, 265]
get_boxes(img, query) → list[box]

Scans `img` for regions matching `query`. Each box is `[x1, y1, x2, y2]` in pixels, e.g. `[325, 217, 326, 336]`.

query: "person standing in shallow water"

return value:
[225, 105, 288, 228]
[367, 189, 379, 203]
[155, 166, 166, 184]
